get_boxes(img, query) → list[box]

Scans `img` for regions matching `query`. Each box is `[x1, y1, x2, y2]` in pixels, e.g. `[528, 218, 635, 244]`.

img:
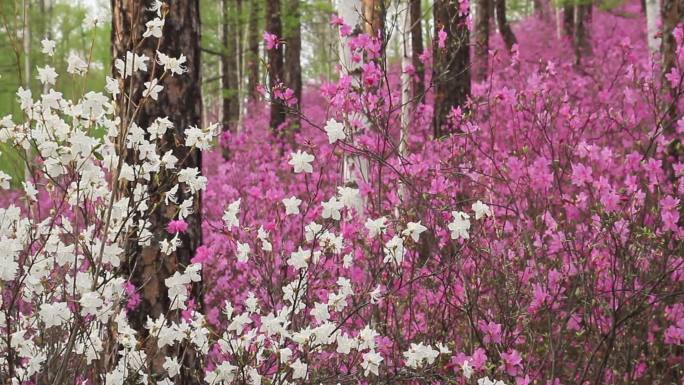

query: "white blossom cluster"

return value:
[0, 2, 217, 383]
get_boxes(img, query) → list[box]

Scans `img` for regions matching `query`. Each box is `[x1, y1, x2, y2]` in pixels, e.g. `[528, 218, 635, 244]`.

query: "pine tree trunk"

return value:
[284, 0, 302, 131]
[363, 0, 386, 37]
[222, 0, 240, 135]
[247, 0, 260, 100]
[409, 0, 425, 102]
[563, 5, 574, 38]
[266, 0, 286, 131]
[494, 0, 517, 52]
[433, 0, 470, 138]
[474, 0, 490, 81]
[573, 4, 592, 65]
[111, 0, 203, 379]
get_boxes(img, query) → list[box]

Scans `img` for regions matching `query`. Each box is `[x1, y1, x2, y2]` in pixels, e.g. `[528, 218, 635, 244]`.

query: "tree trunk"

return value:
[494, 0, 517, 52]
[284, 0, 302, 132]
[400, 0, 412, 155]
[409, 0, 425, 102]
[474, 0, 490, 81]
[111, 0, 203, 379]
[266, 0, 286, 131]
[533, 0, 549, 20]
[646, 0, 661, 56]
[22, 0, 30, 89]
[363, 0, 386, 37]
[563, 5, 574, 38]
[573, 4, 592, 65]
[662, 0, 684, 130]
[222, 0, 240, 136]
[247, 0, 260, 100]
[433, 0, 470, 138]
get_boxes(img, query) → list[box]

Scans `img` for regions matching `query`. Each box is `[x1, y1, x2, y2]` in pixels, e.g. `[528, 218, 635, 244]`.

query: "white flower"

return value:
[304, 222, 322, 242]
[383, 235, 405, 264]
[462, 360, 474, 379]
[310, 302, 330, 324]
[291, 359, 308, 380]
[39, 302, 69, 328]
[164, 357, 181, 378]
[0, 171, 11, 189]
[157, 51, 187, 75]
[324, 118, 346, 143]
[336, 333, 355, 354]
[402, 221, 427, 242]
[236, 241, 250, 263]
[149, 0, 164, 16]
[37, 65, 58, 85]
[149, 117, 174, 140]
[67, 53, 88, 75]
[206, 361, 237, 384]
[105, 76, 120, 98]
[337, 186, 362, 211]
[287, 247, 310, 270]
[365, 216, 387, 237]
[321, 197, 344, 220]
[115, 52, 149, 78]
[144, 79, 163, 100]
[370, 285, 382, 304]
[471, 200, 492, 220]
[185, 125, 213, 150]
[478, 377, 506, 385]
[289, 150, 314, 173]
[143, 17, 165, 38]
[448, 211, 470, 240]
[22, 181, 37, 201]
[80, 292, 103, 316]
[361, 351, 383, 376]
[403, 342, 439, 369]
[223, 199, 241, 229]
[16, 87, 32, 110]
[279, 347, 293, 362]
[282, 196, 301, 215]
[358, 325, 379, 350]
[41, 38, 56, 56]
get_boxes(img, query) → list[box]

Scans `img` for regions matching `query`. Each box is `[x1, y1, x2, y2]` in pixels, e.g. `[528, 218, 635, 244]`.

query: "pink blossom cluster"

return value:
[197, 3, 684, 384]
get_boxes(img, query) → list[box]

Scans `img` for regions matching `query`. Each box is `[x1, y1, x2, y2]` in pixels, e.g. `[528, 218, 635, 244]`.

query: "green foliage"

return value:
[0, 0, 110, 183]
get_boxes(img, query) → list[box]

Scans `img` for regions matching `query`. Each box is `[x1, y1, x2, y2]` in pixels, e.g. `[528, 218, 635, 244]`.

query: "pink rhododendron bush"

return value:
[0, 1, 683, 385]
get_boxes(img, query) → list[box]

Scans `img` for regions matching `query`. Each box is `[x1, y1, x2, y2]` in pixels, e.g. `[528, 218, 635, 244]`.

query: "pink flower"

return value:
[263, 31, 280, 50]
[501, 349, 523, 376]
[192, 245, 211, 264]
[167, 219, 188, 234]
[437, 26, 447, 49]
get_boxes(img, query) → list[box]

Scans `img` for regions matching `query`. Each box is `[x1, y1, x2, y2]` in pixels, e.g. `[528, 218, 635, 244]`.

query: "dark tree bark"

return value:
[494, 0, 517, 52]
[432, 0, 471, 138]
[563, 4, 574, 38]
[111, 0, 202, 379]
[266, 0, 286, 131]
[409, 0, 425, 102]
[284, 0, 302, 131]
[247, 0, 261, 100]
[573, 4, 592, 65]
[474, 0, 490, 81]
[533, 0, 549, 20]
[222, 0, 240, 135]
